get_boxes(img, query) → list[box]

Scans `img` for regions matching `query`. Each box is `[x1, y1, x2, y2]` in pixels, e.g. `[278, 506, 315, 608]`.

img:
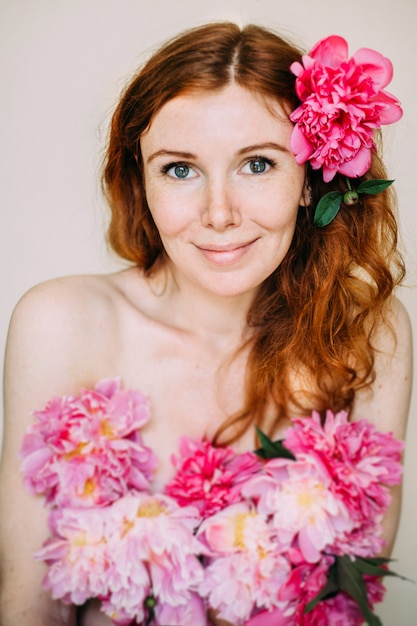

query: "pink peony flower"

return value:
[198, 503, 291, 624]
[100, 494, 205, 624]
[165, 437, 260, 517]
[283, 410, 404, 557]
[20, 379, 157, 507]
[35, 507, 111, 606]
[242, 457, 353, 563]
[289, 35, 403, 182]
[36, 493, 206, 625]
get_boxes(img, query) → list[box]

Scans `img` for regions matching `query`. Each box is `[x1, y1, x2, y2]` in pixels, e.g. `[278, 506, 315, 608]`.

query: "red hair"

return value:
[102, 23, 405, 443]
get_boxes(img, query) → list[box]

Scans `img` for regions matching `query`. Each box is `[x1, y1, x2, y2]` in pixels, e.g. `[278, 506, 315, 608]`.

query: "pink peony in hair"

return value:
[289, 35, 402, 182]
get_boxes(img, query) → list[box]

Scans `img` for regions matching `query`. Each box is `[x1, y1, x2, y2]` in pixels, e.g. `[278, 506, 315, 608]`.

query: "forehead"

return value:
[141, 84, 293, 150]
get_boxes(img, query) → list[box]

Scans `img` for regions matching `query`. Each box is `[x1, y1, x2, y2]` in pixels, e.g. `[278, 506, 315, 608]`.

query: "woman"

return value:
[0, 22, 412, 626]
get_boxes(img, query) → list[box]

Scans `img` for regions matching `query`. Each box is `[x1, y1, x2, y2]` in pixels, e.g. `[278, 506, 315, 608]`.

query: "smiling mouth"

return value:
[195, 240, 257, 266]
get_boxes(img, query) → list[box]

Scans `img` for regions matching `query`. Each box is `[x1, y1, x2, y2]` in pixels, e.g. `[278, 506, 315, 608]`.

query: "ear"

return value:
[299, 182, 312, 207]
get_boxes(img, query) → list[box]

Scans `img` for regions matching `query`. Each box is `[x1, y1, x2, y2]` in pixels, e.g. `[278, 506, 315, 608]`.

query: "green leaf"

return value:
[353, 556, 413, 582]
[353, 556, 392, 577]
[254, 426, 296, 460]
[313, 191, 344, 227]
[304, 562, 339, 612]
[357, 179, 394, 195]
[305, 554, 412, 623]
[336, 555, 382, 626]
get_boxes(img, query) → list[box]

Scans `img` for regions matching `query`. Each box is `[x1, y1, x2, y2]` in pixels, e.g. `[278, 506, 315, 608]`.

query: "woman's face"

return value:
[141, 84, 307, 299]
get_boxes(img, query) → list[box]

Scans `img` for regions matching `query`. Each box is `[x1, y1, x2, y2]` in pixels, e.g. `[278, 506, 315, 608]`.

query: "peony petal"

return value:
[322, 165, 337, 183]
[290, 124, 313, 164]
[289, 60, 304, 77]
[20, 446, 53, 476]
[245, 607, 292, 626]
[352, 47, 393, 89]
[309, 35, 349, 67]
[337, 145, 372, 178]
[374, 90, 403, 124]
[93, 377, 121, 399]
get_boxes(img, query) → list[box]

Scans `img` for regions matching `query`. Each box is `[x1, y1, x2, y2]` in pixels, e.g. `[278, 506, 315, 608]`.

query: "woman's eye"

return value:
[242, 158, 274, 174]
[162, 163, 196, 179]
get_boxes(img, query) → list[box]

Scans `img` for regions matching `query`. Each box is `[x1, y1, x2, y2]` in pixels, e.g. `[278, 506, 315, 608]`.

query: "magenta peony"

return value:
[289, 35, 402, 182]
[165, 437, 260, 517]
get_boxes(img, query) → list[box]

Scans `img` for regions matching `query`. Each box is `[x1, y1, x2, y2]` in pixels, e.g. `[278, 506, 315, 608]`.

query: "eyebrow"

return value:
[237, 142, 290, 155]
[146, 142, 289, 164]
[146, 150, 196, 163]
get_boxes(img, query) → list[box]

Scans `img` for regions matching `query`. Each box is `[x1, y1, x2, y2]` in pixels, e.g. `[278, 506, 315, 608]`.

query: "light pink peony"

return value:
[165, 437, 260, 517]
[20, 379, 157, 507]
[35, 507, 111, 606]
[198, 503, 291, 624]
[289, 35, 403, 182]
[283, 411, 404, 557]
[99, 494, 205, 624]
[243, 458, 353, 563]
[36, 493, 206, 625]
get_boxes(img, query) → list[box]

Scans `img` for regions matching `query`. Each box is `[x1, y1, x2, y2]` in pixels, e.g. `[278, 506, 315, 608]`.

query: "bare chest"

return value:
[97, 321, 251, 490]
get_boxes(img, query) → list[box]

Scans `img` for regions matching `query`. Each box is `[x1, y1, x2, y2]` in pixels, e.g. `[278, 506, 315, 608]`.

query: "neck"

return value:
[155, 265, 256, 350]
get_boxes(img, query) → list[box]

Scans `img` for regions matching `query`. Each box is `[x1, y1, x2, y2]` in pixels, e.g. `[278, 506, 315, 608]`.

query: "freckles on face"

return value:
[139, 85, 307, 296]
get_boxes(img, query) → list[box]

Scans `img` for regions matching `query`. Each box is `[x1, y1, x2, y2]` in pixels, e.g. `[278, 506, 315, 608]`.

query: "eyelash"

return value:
[159, 155, 277, 178]
[160, 162, 189, 175]
[242, 156, 277, 173]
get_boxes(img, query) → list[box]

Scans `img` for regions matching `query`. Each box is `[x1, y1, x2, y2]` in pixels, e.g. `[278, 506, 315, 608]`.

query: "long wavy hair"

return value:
[102, 22, 405, 443]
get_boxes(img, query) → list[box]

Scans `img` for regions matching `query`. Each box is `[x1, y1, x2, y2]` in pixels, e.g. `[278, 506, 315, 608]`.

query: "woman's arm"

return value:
[0, 278, 111, 625]
[351, 296, 413, 556]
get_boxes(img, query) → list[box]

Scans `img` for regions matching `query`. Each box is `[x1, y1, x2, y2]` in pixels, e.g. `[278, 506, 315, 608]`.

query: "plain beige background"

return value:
[1, 0, 416, 623]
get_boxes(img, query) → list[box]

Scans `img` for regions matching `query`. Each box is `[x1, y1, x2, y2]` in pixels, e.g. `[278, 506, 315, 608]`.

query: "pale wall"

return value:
[1, 0, 416, 623]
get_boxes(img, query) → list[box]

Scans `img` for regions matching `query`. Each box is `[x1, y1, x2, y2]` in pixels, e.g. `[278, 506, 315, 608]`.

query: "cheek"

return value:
[146, 186, 192, 238]
[251, 188, 301, 232]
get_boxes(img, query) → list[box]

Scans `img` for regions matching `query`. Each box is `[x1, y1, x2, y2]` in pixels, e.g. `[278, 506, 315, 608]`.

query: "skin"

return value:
[0, 84, 412, 626]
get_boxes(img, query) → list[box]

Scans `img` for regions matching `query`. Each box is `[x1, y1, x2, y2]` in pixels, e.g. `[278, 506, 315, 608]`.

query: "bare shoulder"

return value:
[380, 295, 412, 347]
[7, 269, 148, 367]
[9, 272, 120, 335]
[4, 271, 148, 420]
[352, 295, 413, 438]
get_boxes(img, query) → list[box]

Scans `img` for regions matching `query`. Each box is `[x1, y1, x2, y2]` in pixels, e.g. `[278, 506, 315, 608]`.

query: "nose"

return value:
[202, 178, 241, 230]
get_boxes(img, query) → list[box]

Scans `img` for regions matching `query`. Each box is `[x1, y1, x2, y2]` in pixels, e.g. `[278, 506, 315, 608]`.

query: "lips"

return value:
[195, 239, 257, 266]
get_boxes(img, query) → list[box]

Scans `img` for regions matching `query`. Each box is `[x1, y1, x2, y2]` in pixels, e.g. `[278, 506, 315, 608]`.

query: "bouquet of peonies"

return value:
[166, 413, 404, 626]
[21, 379, 405, 626]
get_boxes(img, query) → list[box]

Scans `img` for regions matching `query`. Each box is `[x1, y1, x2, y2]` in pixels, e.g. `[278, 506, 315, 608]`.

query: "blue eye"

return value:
[173, 164, 190, 178]
[242, 157, 275, 175]
[250, 159, 266, 173]
[162, 163, 195, 179]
